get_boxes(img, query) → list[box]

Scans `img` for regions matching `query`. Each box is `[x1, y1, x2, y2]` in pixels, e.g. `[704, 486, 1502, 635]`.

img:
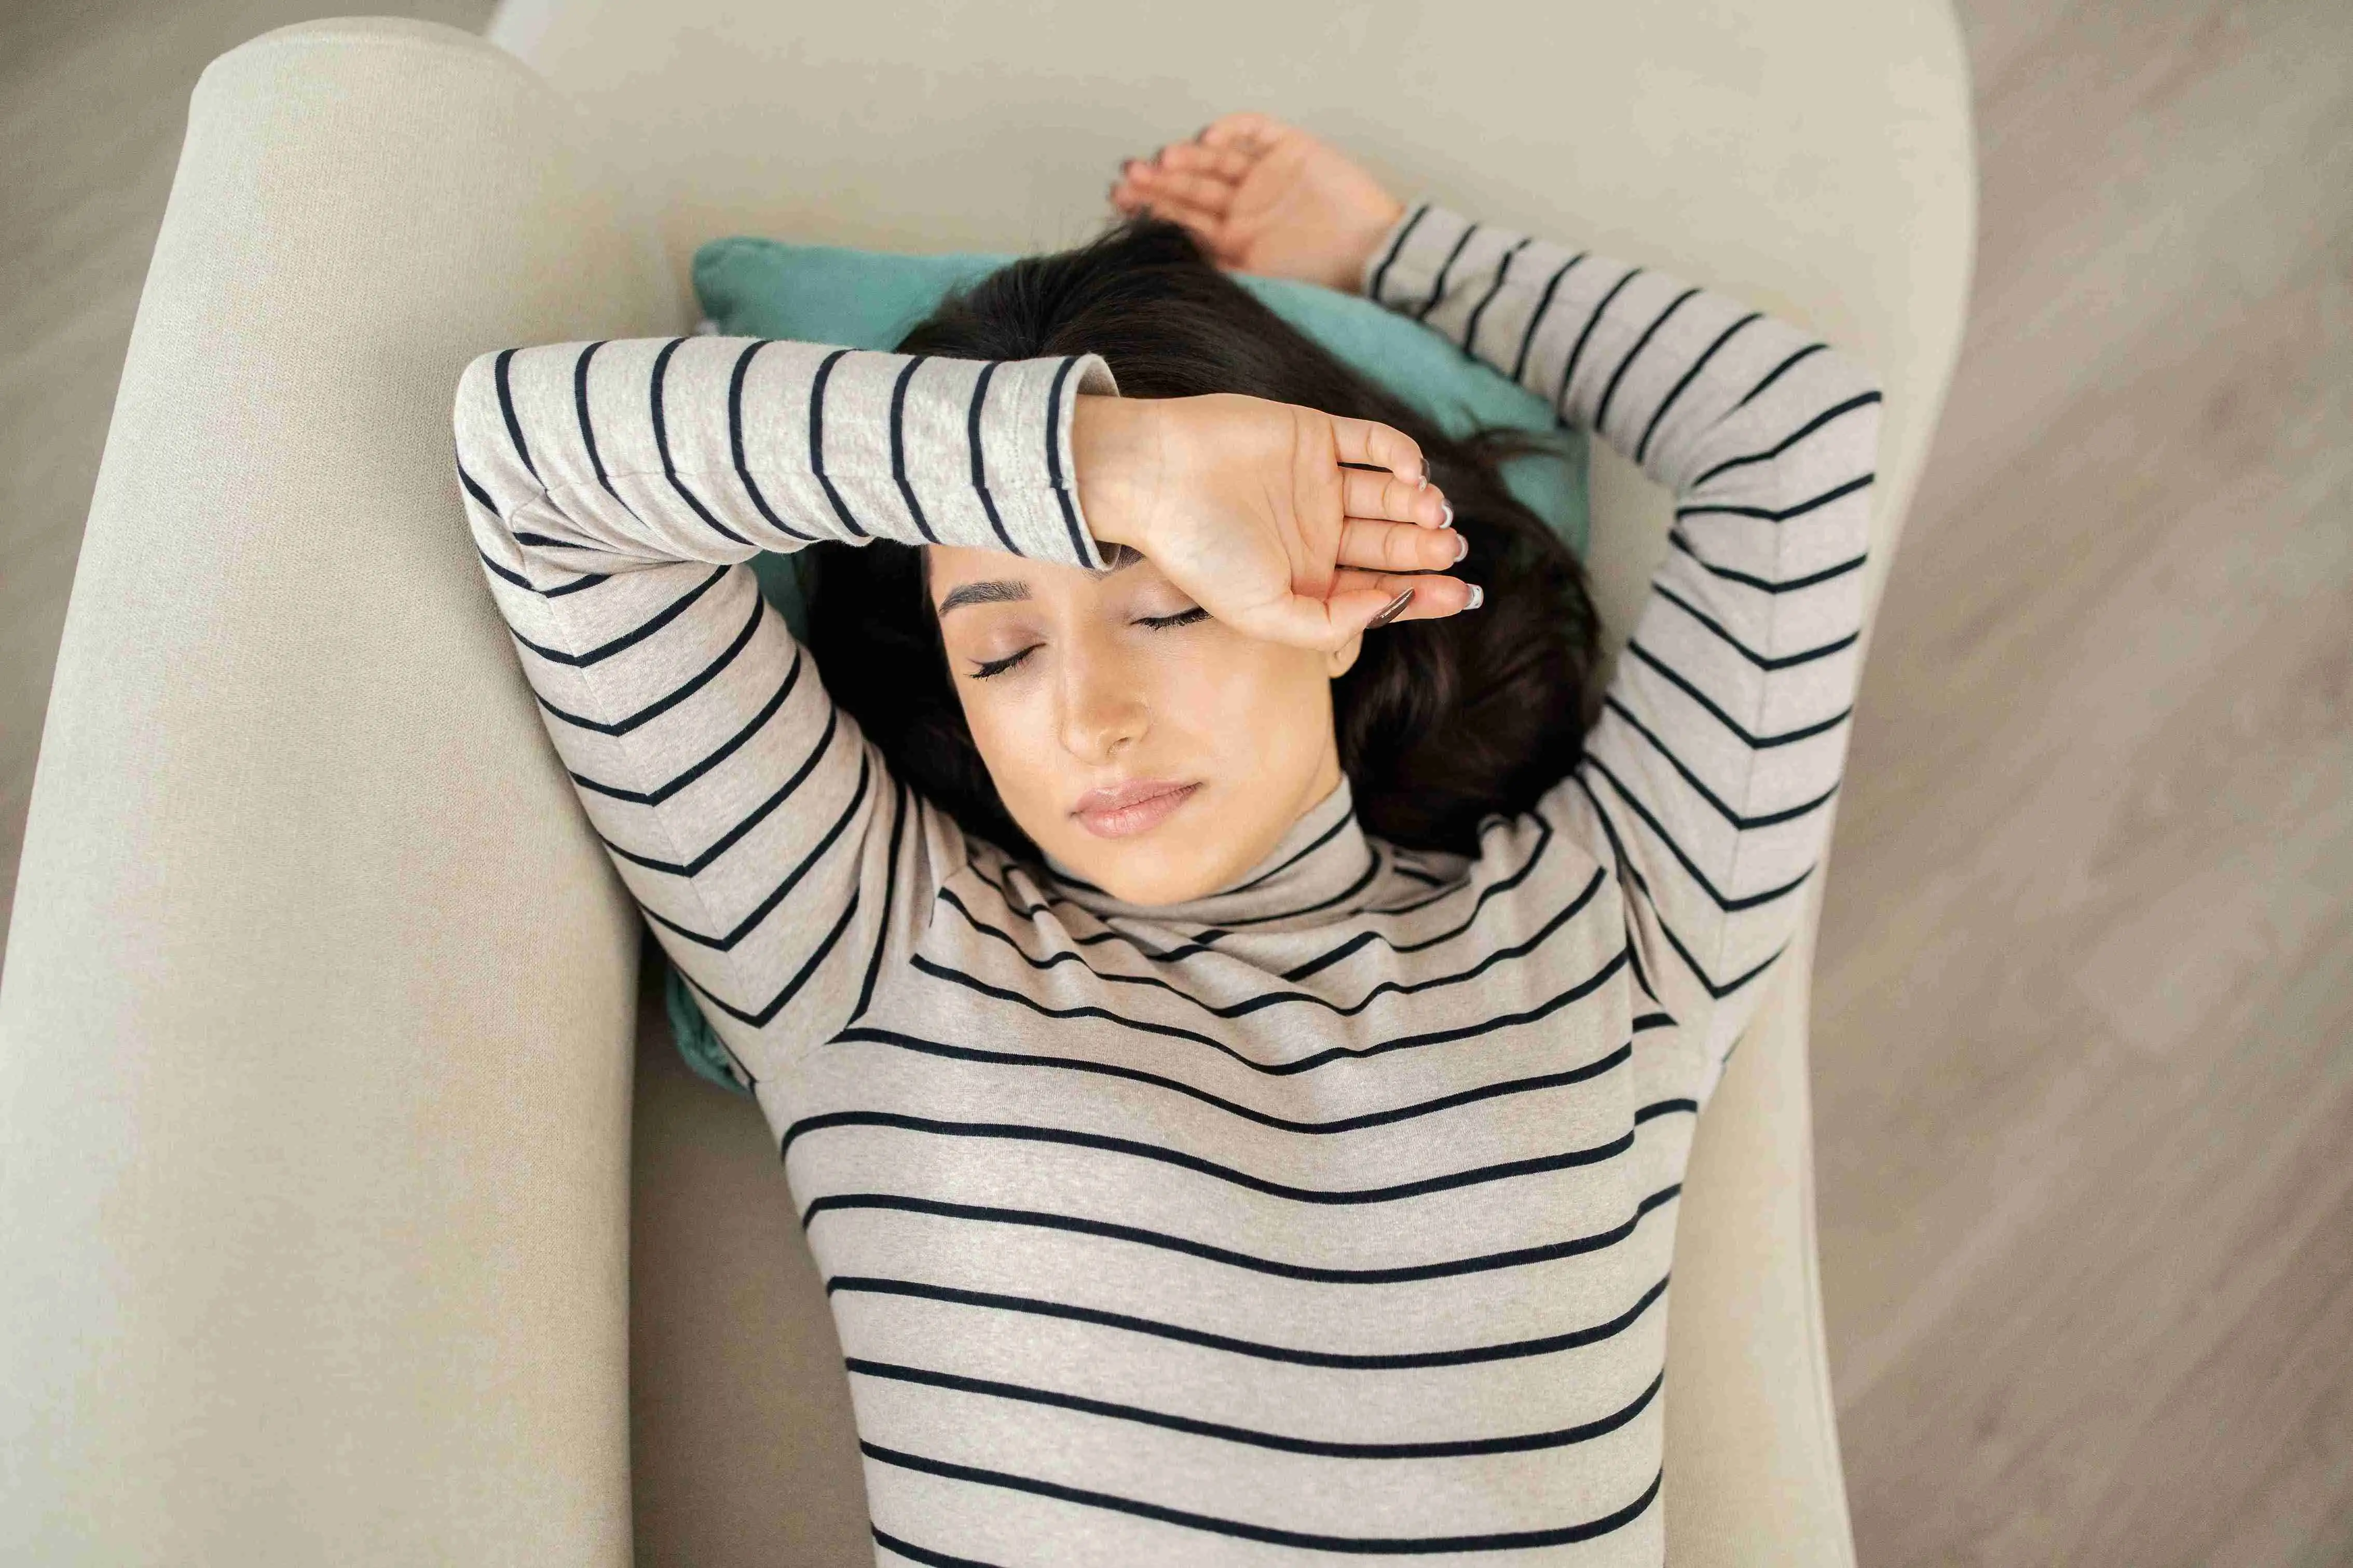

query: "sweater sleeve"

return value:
[453, 337, 1116, 1088]
[1365, 204, 1880, 1084]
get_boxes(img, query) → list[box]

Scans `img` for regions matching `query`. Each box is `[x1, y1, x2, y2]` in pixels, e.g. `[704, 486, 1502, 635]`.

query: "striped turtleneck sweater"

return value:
[454, 203, 1878, 1566]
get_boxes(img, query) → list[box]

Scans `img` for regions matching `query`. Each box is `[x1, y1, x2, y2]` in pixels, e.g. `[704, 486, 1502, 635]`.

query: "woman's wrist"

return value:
[1071, 395, 1162, 556]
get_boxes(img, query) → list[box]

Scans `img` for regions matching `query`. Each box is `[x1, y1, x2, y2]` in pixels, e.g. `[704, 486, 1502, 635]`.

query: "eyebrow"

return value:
[935, 547, 1144, 616]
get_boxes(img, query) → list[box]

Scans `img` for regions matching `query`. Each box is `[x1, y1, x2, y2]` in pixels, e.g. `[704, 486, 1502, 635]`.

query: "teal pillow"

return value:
[666, 237, 1591, 1092]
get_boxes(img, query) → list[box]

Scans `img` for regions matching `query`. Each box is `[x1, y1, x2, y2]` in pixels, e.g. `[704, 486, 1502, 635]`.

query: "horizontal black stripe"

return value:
[784, 1110, 1634, 1205]
[1688, 389, 1883, 490]
[1731, 341, 1827, 411]
[542, 570, 609, 597]
[831, 1024, 1633, 1136]
[1636, 310, 1760, 465]
[1668, 527, 1868, 593]
[455, 461, 500, 516]
[599, 706, 840, 878]
[950, 811, 1551, 979]
[1205, 847, 1385, 928]
[1652, 582, 1859, 671]
[1456, 233, 1531, 360]
[533, 589, 763, 735]
[1600, 695, 1840, 831]
[1363, 202, 1429, 309]
[828, 1271, 1670, 1371]
[1412, 220, 1480, 321]
[1635, 1098, 1699, 1123]
[1212, 808, 1357, 897]
[1677, 471, 1875, 523]
[508, 564, 727, 668]
[905, 943, 1630, 1078]
[1567, 774, 1787, 1002]
[937, 864, 1606, 1022]
[640, 750, 867, 948]
[870, 1525, 1000, 1568]
[650, 337, 752, 546]
[727, 339, 819, 543]
[803, 1184, 1681, 1284]
[858, 1441, 1662, 1555]
[846, 1357, 1661, 1460]
[1625, 640, 1854, 750]
[1509, 249, 1588, 385]
[568, 650, 802, 805]
[1583, 754, 1812, 914]
[1594, 285, 1699, 440]
[474, 548, 533, 592]
[492, 347, 539, 482]
[680, 884, 861, 1029]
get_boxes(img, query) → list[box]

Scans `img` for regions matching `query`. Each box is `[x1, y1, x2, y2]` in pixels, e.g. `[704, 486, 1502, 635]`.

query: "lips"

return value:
[1071, 778, 1200, 840]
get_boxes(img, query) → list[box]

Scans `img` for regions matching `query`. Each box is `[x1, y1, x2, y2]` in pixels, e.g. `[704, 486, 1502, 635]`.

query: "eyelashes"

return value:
[970, 648, 1035, 680]
[965, 607, 1209, 680]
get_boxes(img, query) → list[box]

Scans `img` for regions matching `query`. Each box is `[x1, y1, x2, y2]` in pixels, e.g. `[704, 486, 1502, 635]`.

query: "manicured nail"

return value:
[1453, 529, 1469, 562]
[1465, 583, 1485, 611]
[1441, 499, 1455, 528]
[1369, 587, 1415, 628]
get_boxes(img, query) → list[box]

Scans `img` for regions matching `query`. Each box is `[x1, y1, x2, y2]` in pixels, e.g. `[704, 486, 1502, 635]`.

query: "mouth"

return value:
[1070, 778, 1200, 840]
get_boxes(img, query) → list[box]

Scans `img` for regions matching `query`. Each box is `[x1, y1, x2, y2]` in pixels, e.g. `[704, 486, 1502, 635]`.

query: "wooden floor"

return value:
[2, 2, 2347, 1564]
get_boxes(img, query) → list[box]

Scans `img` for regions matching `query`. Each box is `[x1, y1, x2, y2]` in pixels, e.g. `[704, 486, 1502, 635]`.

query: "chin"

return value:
[1083, 852, 1228, 909]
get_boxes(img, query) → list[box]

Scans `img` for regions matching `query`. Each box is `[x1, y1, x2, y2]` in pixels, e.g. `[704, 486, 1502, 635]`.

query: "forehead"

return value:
[926, 542, 1153, 611]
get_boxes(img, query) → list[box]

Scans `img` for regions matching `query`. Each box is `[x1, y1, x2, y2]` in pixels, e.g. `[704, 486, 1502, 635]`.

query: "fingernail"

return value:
[1441, 499, 1455, 528]
[1465, 583, 1485, 611]
[1369, 587, 1415, 628]
[1454, 529, 1469, 562]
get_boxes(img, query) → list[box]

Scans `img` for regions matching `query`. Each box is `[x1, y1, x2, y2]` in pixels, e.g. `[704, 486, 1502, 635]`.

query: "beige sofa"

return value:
[0, 4, 1973, 1563]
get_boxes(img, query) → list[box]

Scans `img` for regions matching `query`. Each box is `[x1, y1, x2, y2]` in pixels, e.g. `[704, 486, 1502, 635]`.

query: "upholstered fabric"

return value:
[0, 20, 673, 1564]
[0, 6, 1971, 1564]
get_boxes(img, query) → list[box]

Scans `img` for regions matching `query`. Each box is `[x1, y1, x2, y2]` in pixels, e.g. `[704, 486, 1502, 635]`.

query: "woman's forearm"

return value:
[453, 338, 1116, 581]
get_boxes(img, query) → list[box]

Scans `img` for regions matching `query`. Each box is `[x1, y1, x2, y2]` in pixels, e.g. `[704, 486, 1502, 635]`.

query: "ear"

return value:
[1325, 629, 1365, 679]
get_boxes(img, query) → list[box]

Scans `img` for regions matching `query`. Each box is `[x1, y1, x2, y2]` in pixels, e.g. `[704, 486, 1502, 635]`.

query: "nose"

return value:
[1057, 645, 1148, 765]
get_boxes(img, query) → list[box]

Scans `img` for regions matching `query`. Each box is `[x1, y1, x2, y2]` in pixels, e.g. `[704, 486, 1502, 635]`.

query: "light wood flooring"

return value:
[2, 2, 2347, 1564]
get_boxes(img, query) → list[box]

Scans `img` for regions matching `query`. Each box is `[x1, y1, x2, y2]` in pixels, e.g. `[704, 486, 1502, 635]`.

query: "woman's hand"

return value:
[1109, 113, 1405, 294]
[1072, 393, 1477, 652]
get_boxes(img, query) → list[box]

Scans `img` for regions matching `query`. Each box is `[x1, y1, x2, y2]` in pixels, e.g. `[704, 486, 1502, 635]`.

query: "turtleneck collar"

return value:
[1044, 779, 1380, 930]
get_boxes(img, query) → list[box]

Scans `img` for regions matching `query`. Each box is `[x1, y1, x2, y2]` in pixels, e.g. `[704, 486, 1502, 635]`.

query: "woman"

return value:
[456, 113, 1878, 1565]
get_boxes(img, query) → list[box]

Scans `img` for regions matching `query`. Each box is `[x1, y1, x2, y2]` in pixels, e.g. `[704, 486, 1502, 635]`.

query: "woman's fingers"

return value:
[1329, 569, 1483, 622]
[1154, 140, 1256, 182]
[1326, 415, 1428, 489]
[1118, 160, 1236, 217]
[1337, 516, 1466, 573]
[1197, 111, 1289, 153]
[1341, 470, 1449, 529]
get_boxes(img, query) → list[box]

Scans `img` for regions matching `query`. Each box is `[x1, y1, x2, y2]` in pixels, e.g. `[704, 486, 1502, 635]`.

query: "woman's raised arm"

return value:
[453, 339, 1113, 1086]
[1366, 204, 1881, 1084]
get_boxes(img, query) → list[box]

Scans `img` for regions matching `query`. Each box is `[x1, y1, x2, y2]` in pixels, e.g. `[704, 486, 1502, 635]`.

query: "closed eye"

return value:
[968, 646, 1039, 680]
[1137, 607, 1209, 631]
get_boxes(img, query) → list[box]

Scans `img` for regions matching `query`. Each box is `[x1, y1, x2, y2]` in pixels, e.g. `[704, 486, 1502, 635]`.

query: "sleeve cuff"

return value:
[975, 352, 1120, 569]
[1362, 202, 1479, 314]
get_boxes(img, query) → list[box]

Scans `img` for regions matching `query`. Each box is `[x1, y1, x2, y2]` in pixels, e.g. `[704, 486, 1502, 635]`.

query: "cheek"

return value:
[1150, 636, 1332, 777]
[953, 678, 1063, 817]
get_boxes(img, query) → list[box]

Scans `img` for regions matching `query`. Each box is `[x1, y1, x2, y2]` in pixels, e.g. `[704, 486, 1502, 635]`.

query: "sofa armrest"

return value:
[0, 20, 672, 1563]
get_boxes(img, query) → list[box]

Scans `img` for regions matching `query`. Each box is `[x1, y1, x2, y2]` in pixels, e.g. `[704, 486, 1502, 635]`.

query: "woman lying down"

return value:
[454, 112, 1878, 1566]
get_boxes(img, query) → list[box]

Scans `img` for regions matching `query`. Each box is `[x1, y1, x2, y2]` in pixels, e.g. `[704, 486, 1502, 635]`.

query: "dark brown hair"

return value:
[804, 217, 1599, 858]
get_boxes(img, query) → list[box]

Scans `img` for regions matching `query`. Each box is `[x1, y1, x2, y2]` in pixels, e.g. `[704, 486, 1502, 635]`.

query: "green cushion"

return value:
[666, 237, 1591, 1093]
